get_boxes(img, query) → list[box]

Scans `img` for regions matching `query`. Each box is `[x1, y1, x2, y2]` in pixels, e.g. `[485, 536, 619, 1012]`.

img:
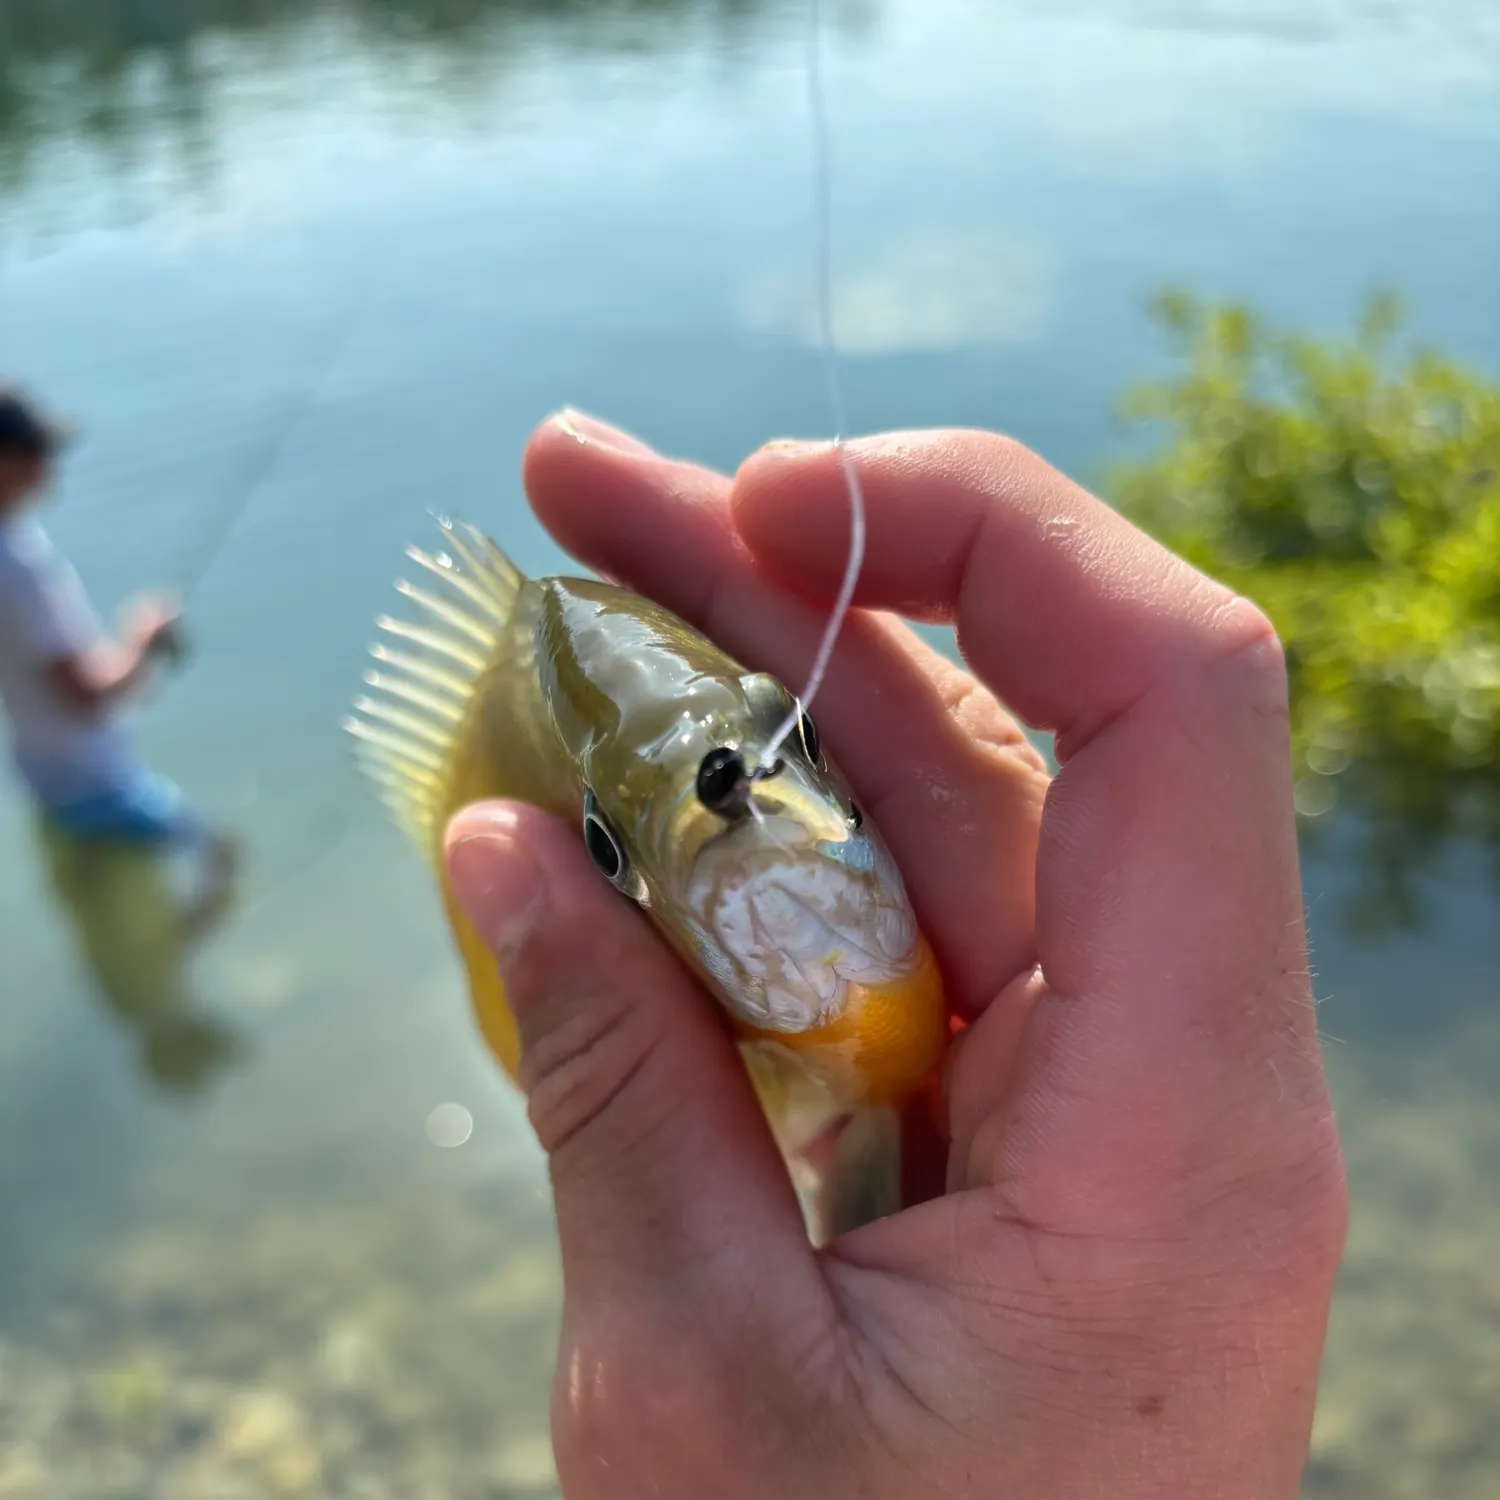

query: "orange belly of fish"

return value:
[741, 934, 947, 1107]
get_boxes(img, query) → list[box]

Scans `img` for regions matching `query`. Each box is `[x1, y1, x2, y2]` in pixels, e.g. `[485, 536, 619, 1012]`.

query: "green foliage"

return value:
[1110, 291, 1500, 928]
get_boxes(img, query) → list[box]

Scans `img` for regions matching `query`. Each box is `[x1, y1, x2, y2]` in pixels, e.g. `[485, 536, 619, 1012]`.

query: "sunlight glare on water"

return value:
[426, 1102, 476, 1149]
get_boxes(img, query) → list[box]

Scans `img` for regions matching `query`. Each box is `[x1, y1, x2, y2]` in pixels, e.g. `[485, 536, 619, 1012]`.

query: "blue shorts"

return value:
[43, 773, 205, 848]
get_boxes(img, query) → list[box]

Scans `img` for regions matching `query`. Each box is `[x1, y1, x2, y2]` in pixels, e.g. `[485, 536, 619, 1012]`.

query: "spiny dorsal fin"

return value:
[345, 516, 523, 863]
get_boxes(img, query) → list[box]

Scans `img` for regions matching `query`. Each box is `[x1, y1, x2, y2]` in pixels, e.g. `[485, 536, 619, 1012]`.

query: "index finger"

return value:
[735, 431, 1259, 757]
[521, 416, 1047, 1018]
[734, 433, 1325, 1131]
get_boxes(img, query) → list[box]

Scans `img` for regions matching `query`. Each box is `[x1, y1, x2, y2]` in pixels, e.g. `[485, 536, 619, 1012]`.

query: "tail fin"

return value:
[345, 516, 524, 864]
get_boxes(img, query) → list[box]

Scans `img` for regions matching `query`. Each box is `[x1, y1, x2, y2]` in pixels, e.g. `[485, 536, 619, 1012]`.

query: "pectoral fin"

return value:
[799, 1105, 904, 1246]
[741, 1040, 905, 1246]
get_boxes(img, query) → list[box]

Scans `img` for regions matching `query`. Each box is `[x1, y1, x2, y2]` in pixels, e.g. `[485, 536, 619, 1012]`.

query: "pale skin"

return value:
[0, 450, 181, 713]
[444, 414, 1348, 1500]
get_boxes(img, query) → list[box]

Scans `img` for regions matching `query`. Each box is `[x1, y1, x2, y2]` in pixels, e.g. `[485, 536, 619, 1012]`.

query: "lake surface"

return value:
[1, 1, 1497, 1494]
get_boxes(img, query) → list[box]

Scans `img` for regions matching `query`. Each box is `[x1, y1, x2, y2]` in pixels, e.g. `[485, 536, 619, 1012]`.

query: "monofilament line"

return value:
[758, 0, 868, 775]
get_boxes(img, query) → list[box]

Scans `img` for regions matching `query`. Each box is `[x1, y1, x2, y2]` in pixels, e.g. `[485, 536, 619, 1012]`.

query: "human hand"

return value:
[122, 592, 186, 666]
[443, 414, 1347, 1500]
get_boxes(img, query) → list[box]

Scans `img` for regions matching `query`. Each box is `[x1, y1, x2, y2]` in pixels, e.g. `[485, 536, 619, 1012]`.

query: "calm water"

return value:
[1, 1, 1497, 1494]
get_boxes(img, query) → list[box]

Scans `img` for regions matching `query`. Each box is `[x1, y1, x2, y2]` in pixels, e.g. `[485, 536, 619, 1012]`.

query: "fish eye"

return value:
[582, 792, 627, 886]
[847, 801, 863, 831]
[697, 747, 750, 817]
[797, 708, 821, 765]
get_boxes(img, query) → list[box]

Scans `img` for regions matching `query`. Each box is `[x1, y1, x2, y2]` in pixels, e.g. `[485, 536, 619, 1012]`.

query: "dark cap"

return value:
[0, 387, 73, 458]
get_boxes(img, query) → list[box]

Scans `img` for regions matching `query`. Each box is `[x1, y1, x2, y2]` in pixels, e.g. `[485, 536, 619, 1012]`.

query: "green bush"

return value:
[1109, 291, 1500, 928]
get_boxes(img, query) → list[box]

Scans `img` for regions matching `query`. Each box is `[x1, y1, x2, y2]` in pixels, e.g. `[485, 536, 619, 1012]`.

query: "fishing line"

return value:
[155, 305, 365, 901]
[758, 0, 868, 776]
[170, 308, 357, 612]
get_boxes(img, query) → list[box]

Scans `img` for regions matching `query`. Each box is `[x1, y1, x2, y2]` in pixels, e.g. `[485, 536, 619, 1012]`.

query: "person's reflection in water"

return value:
[33, 818, 246, 1094]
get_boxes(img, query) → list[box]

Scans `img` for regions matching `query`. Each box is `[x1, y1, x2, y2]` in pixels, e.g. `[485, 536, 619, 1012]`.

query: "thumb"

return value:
[444, 801, 814, 1310]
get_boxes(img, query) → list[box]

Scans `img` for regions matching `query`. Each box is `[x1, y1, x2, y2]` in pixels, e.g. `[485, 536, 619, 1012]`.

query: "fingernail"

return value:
[445, 807, 545, 964]
[757, 437, 832, 458]
[552, 408, 658, 457]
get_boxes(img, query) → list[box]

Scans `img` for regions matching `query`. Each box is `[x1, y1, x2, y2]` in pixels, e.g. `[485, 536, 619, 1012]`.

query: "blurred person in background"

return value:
[0, 384, 236, 922]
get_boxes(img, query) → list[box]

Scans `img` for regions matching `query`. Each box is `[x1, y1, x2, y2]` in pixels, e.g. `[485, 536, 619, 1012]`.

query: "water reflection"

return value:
[32, 818, 246, 1096]
[0, 0, 807, 193]
[0, 0, 792, 65]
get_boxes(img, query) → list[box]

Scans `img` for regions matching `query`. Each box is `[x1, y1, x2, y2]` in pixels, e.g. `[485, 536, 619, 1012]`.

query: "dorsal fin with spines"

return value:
[344, 516, 524, 863]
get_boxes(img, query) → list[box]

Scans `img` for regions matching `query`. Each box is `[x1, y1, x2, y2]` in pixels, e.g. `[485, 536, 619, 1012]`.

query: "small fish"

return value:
[346, 517, 946, 1241]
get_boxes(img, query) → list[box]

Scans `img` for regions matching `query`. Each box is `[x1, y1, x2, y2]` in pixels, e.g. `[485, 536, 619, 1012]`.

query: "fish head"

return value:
[577, 669, 946, 1108]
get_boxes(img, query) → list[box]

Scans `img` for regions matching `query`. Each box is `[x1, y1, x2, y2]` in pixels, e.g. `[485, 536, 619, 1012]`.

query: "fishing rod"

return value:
[142, 302, 372, 902]
[182, 309, 357, 602]
[149, 305, 360, 669]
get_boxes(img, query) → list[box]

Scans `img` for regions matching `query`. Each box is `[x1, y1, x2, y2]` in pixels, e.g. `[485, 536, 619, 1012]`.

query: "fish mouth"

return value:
[684, 815, 920, 1034]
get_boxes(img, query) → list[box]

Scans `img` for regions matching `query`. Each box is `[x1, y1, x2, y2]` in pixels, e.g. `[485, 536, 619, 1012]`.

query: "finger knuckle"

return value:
[954, 427, 1037, 482]
[1259, 1111, 1349, 1264]
[939, 666, 1052, 779]
[517, 967, 662, 1158]
[1194, 592, 1289, 719]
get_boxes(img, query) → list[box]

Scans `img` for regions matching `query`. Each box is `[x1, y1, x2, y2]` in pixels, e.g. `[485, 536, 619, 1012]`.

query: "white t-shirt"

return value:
[0, 515, 142, 807]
